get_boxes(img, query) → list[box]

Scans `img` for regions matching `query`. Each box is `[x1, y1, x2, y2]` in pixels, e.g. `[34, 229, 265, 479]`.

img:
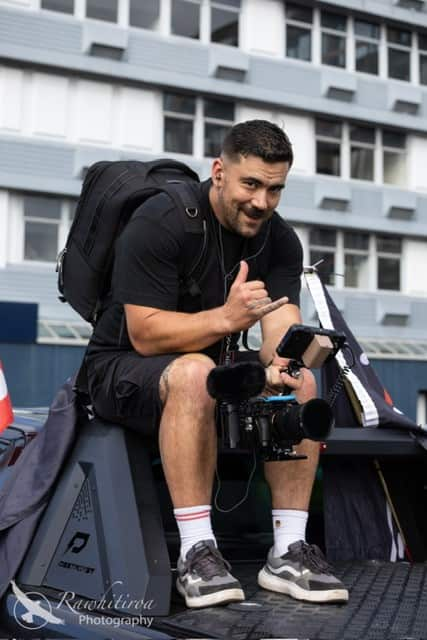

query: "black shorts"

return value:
[85, 350, 259, 438]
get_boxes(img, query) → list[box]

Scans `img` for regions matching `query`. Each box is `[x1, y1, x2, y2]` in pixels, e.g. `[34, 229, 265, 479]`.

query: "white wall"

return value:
[236, 104, 276, 123]
[402, 239, 427, 296]
[115, 87, 162, 151]
[0, 67, 24, 133]
[240, 0, 284, 58]
[407, 133, 427, 193]
[32, 72, 69, 139]
[274, 112, 314, 175]
[0, 66, 163, 153]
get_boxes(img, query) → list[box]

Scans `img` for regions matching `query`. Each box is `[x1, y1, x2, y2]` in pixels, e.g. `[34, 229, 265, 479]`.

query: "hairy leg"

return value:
[264, 369, 320, 510]
[158, 353, 217, 508]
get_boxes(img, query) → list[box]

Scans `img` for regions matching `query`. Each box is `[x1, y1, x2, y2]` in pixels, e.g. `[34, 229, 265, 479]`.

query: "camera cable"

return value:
[213, 446, 258, 513]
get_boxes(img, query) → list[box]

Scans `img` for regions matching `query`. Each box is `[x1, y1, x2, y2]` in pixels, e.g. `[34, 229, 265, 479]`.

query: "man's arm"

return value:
[260, 302, 318, 403]
[259, 302, 302, 367]
[126, 261, 289, 356]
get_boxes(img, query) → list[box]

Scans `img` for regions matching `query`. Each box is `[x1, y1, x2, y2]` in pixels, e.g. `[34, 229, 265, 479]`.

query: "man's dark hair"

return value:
[222, 120, 293, 166]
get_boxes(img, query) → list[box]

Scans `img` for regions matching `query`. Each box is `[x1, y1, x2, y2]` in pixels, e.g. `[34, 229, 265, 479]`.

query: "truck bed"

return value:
[155, 560, 427, 640]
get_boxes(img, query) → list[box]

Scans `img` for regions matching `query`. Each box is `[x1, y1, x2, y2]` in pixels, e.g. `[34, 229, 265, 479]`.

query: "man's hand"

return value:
[223, 261, 288, 333]
[264, 361, 304, 394]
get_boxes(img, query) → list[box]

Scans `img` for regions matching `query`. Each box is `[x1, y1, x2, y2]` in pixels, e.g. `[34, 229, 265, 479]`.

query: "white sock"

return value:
[174, 505, 216, 560]
[272, 509, 308, 557]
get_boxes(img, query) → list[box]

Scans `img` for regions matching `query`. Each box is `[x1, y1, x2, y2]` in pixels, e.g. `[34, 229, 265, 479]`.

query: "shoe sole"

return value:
[257, 567, 349, 604]
[176, 579, 245, 609]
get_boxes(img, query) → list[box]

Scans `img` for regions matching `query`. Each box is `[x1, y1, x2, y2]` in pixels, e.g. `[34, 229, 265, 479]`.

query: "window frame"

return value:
[343, 230, 371, 289]
[349, 124, 376, 182]
[170, 0, 201, 40]
[306, 227, 402, 292]
[163, 92, 235, 158]
[210, 0, 240, 47]
[382, 130, 407, 186]
[282, 4, 425, 85]
[315, 119, 343, 178]
[418, 32, 427, 85]
[8, 194, 75, 266]
[386, 25, 412, 82]
[353, 17, 381, 76]
[320, 9, 348, 69]
[315, 120, 407, 187]
[376, 235, 402, 291]
[284, 3, 314, 63]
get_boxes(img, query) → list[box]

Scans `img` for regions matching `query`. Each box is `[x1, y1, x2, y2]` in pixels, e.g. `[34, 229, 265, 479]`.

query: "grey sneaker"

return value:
[176, 540, 245, 608]
[258, 540, 349, 603]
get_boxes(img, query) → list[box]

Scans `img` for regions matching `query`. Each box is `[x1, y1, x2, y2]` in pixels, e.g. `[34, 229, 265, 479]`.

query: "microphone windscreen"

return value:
[207, 362, 266, 402]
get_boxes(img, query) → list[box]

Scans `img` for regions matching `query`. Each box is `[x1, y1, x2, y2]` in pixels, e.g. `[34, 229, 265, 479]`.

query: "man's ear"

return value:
[211, 157, 224, 185]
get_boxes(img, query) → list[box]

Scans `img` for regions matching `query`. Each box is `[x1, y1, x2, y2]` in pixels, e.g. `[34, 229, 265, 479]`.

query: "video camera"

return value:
[207, 324, 346, 461]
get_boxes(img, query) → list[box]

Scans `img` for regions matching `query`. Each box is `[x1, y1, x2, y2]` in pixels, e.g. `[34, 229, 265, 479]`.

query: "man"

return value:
[85, 120, 348, 608]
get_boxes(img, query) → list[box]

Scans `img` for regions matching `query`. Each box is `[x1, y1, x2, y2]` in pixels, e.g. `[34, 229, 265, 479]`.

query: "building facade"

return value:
[0, 0, 426, 417]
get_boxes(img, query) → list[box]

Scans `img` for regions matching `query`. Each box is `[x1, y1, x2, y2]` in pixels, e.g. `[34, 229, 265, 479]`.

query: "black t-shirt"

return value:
[87, 179, 303, 363]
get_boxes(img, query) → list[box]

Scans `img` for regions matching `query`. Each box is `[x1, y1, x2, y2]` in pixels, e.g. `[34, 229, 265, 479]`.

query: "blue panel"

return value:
[0, 301, 37, 343]
[0, 343, 86, 406]
[367, 359, 427, 422]
[0, 342, 425, 426]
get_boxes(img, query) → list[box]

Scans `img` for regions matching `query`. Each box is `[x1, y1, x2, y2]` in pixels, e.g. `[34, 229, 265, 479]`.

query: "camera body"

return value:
[207, 324, 346, 461]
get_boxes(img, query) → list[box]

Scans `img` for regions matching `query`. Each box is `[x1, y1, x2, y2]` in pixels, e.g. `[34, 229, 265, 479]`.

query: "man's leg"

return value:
[158, 353, 217, 508]
[259, 370, 349, 603]
[158, 353, 244, 608]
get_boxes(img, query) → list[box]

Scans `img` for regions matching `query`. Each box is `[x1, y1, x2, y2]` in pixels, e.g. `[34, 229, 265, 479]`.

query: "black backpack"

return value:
[57, 159, 205, 325]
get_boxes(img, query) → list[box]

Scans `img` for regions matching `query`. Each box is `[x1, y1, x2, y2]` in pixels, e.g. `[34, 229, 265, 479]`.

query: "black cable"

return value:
[213, 447, 257, 513]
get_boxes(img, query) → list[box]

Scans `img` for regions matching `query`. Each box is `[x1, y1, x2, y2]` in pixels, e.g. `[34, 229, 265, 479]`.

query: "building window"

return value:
[316, 120, 406, 186]
[350, 125, 375, 181]
[376, 236, 401, 291]
[86, 0, 118, 22]
[308, 228, 402, 292]
[163, 93, 234, 157]
[344, 231, 370, 288]
[354, 18, 380, 75]
[203, 99, 234, 157]
[23, 195, 62, 262]
[41, 0, 74, 13]
[285, 3, 313, 62]
[321, 10, 347, 68]
[315, 119, 342, 177]
[383, 130, 406, 186]
[309, 228, 337, 286]
[211, 0, 240, 47]
[163, 92, 196, 155]
[419, 33, 427, 85]
[283, 6, 427, 86]
[387, 26, 411, 81]
[129, 0, 160, 29]
[171, 0, 200, 39]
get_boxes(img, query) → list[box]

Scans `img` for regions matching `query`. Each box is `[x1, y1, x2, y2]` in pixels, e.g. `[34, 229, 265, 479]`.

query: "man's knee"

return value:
[159, 353, 216, 405]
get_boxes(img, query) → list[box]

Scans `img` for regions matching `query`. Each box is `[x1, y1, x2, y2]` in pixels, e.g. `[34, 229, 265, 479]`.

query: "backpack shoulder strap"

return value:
[162, 181, 205, 234]
[161, 181, 209, 296]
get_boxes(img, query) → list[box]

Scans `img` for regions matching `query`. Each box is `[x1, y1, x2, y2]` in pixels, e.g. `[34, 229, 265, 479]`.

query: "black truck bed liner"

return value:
[157, 560, 427, 640]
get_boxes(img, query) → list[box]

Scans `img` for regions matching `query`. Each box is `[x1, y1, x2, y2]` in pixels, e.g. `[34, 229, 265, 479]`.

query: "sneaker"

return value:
[258, 540, 349, 603]
[176, 540, 245, 608]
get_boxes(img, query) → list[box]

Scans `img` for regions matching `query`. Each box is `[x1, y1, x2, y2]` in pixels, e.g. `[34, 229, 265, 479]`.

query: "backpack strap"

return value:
[162, 181, 204, 234]
[143, 159, 199, 184]
[161, 181, 208, 298]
